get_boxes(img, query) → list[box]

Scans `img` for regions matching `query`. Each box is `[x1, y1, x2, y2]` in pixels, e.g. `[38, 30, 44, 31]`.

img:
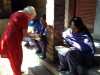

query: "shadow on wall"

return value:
[0, 19, 8, 37]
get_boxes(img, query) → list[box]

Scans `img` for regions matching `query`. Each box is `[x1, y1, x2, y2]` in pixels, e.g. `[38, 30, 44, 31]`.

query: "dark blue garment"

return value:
[63, 28, 95, 55]
[28, 19, 43, 34]
[28, 19, 48, 58]
[28, 19, 48, 36]
[73, 32, 92, 53]
[59, 28, 95, 75]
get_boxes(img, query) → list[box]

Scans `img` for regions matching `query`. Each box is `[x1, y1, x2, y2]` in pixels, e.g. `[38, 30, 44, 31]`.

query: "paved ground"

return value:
[0, 41, 52, 75]
[28, 65, 53, 75]
[0, 41, 100, 75]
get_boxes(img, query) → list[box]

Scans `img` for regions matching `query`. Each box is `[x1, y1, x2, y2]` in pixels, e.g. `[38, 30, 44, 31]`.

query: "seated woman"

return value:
[58, 17, 95, 75]
[25, 15, 48, 59]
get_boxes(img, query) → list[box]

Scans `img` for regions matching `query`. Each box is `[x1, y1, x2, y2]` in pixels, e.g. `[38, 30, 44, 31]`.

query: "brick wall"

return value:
[54, 0, 65, 33]
[54, 0, 65, 45]
[76, 0, 96, 32]
[68, 0, 96, 32]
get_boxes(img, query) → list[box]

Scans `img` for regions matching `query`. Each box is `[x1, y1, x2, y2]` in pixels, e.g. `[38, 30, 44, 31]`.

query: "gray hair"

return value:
[23, 6, 37, 18]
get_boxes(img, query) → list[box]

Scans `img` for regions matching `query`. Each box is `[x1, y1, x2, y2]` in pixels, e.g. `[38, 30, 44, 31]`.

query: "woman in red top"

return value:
[0, 6, 37, 75]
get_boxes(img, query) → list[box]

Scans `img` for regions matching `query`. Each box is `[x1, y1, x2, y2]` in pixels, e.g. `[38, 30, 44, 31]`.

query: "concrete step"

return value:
[95, 41, 100, 54]
[28, 64, 53, 75]
[94, 54, 100, 66]
[41, 59, 100, 75]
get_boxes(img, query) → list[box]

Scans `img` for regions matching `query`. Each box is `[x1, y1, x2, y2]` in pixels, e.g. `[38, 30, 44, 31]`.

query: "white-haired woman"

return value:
[0, 6, 36, 75]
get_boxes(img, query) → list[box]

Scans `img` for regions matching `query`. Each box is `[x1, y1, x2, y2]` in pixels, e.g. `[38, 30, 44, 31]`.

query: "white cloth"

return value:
[55, 46, 70, 56]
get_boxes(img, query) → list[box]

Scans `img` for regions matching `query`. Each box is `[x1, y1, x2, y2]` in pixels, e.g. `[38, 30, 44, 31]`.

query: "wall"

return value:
[75, 0, 96, 32]
[0, 0, 11, 18]
[64, 0, 69, 28]
[46, 0, 65, 62]
[0, 19, 8, 36]
[68, 0, 96, 32]
[35, 0, 46, 17]
[94, 0, 100, 40]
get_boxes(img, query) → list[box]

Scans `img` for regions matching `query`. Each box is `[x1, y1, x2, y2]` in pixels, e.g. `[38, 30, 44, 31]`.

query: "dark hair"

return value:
[69, 17, 89, 33]
[42, 14, 46, 21]
[69, 17, 95, 52]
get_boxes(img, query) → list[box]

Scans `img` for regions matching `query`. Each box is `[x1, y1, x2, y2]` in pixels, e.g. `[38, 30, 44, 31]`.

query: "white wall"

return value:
[46, 0, 54, 26]
[64, 0, 69, 29]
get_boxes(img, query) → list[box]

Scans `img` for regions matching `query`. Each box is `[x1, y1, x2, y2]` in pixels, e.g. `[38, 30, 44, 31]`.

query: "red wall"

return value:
[69, 0, 96, 31]
[76, 0, 96, 31]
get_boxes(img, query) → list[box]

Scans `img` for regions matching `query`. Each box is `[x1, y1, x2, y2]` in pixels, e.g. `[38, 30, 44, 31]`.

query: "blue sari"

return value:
[63, 28, 95, 55]
[58, 28, 95, 74]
